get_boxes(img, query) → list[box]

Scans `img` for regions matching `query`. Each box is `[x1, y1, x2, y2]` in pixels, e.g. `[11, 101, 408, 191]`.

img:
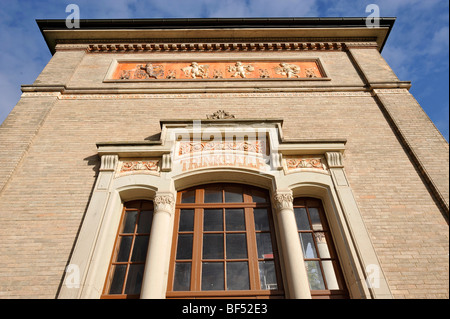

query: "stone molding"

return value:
[20, 91, 372, 99]
[99, 155, 118, 171]
[55, 44, 90, 51]
[325, 152, 344, 168]
[373, 88, 410, 94]
[161, 154, 172, 172]
[86, 42, 348, 53]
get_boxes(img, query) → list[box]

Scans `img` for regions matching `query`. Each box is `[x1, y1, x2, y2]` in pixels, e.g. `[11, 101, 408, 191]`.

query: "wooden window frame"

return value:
[294, 197, 349, 299]
[101, 200, 153, 299]
[167, 184, 284, 299]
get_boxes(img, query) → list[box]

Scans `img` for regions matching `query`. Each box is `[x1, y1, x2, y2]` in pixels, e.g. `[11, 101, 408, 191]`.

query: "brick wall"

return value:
[0, 47, 447, 299]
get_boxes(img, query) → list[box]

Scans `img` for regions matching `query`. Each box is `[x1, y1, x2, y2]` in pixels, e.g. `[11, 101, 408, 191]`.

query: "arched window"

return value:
[101, 200, 154, 299]
[166, 184, 284, 299]
[293, 198, 349, 299]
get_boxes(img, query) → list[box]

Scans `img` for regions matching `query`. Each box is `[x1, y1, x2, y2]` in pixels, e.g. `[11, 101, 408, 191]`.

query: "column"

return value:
[273, 191, 312, 299]
[140, 192, 176, 299]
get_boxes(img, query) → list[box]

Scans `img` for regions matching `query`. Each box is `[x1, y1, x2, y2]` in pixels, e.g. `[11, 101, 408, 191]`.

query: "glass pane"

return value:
[251, 190, 267, 203]
[323, 260, 340, 290]
[179, 209, 194, 231]
[256, 233, 273, 259]
[173, 262, 191, 291]
[137, 210, 153, 233]
[226, 262, 249, 290]
[300, 233, 318, 259]
[204, 186, 222, 203]
[203, 209, 223, 231]
[203, 234, 224, 259]
[141, 201, 153, 211]
[122, 210, 138, 233]
[224, 186, 243, 202]
[116, 236, 133, 262]
[226, 234, 247, 259]
[124, 264, 145, 295]
[181, 190, 195, 203]
[125, 201, 141, 209]
[294, 208, 310, 231]
[309, 207, 323, 230]
[315, 232, 331, 259]
[253, 208, 270, 231]
[202, 262, 224, 290]
[305, 261, 325, 290]
[225, 208, 245, 231]
[108, 264, 127, 294]
[131, 235, 149, 262]
[259, 261, 278, 290]
[176, 234, 193, 260]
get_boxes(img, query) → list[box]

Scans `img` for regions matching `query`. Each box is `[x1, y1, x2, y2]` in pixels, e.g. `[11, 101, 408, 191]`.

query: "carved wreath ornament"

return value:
[206, 110, 236, 119]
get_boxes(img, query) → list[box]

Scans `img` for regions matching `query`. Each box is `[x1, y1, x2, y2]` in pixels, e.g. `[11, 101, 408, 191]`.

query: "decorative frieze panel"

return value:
[283, 156, 327, 174]
[115, 159, 160, 177]
[112, 60, 323, 80]
[175, 138, 269, 173]
[178, 140, 266, 156]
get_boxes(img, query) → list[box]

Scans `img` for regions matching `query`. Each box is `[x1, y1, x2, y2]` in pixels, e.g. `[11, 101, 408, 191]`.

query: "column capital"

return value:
[273, 191, 294, 211]
[153, 192, 175, 215]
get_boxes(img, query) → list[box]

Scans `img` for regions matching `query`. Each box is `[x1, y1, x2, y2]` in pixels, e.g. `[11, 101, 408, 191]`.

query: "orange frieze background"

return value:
[113, 61, 323, 80]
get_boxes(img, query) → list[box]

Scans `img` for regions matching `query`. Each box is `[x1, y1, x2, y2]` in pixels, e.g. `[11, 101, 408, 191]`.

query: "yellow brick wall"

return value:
[0, 47, 447, 299]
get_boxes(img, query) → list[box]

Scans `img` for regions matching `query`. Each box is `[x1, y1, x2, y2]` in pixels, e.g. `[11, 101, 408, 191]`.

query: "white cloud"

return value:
[428, 26, 450, 55]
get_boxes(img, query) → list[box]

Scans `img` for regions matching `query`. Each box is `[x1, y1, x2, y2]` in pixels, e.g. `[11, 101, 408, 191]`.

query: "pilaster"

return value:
[325, 152, 393, 299]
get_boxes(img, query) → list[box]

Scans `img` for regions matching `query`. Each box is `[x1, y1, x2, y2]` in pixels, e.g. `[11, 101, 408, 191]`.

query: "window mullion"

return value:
[191, 207, 202, 291]
[245, 206, 259, 291]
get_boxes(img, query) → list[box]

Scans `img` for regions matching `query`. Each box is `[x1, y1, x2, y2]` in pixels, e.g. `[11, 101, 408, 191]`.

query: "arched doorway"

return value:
[166, 183, 284, 299]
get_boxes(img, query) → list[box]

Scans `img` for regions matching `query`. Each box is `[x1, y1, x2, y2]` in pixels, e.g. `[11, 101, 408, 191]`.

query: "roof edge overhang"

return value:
[36, 17, 396, 54]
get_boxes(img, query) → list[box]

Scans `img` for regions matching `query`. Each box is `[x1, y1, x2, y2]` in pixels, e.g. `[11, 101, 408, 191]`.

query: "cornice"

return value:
[39, 18, 394, 54]
[53, 41, 380, 53]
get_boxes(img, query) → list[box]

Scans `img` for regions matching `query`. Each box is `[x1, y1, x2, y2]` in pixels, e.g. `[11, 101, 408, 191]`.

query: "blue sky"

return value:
[0, 0, 448, 141]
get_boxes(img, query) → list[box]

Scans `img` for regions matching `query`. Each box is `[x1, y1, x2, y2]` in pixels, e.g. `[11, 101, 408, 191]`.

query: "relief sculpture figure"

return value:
[139, 63, 164, 79]
[228, 61, 254, 78]
[181, 62, 209, 79]
[275, 62, 301, 78]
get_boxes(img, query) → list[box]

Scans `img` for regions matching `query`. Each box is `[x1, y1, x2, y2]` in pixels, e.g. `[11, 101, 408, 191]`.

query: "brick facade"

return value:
[0, 18, 448, 299]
